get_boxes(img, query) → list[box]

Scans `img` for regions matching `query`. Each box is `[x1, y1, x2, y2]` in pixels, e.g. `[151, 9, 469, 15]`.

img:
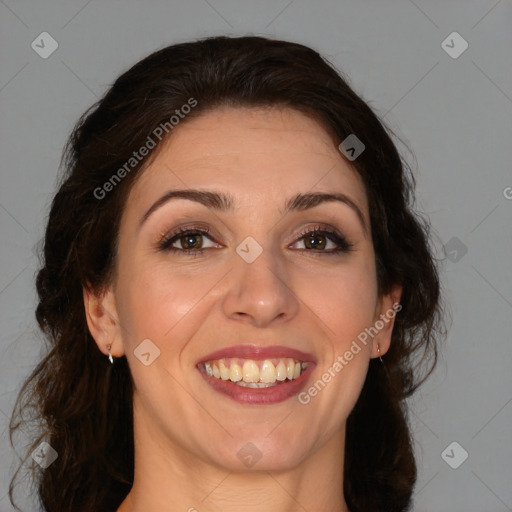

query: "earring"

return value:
[377, 344, 383, 363]
[107, 344, 114, 364]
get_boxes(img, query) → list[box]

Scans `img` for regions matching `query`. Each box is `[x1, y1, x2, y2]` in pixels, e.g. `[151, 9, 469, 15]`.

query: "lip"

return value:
[196, 344, 317, 405]
[196, 344, 317, 365]
[198, 362, 316, 405]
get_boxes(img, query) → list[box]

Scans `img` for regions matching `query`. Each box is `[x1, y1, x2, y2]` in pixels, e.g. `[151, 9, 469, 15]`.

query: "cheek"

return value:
[298, 256, 377, 420]
[114, 256, 224, 347]
[296, 267, 376, 435]
[293, 256, 378, 345]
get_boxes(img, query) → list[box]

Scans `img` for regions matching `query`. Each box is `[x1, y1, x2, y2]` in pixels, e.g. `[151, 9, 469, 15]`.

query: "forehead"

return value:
[129, 106, 369, 215]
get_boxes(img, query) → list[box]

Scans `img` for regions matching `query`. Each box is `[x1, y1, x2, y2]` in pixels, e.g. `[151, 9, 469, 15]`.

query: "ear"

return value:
[83, 284, 125, 358]
[371, 284, 402, 359]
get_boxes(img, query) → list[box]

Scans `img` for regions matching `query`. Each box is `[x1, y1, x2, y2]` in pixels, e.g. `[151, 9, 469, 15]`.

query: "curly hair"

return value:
[9, 36, 444, 512]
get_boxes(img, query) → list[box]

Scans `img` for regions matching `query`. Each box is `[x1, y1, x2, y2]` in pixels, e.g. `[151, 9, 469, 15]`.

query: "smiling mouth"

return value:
[199, 357, 309, 388]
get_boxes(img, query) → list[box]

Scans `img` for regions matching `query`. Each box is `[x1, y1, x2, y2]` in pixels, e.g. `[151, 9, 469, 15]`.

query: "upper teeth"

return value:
[203, 358, 308, 385]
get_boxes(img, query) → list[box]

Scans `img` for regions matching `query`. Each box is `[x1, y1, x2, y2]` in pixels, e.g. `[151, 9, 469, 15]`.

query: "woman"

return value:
[9, 36, 443, 512]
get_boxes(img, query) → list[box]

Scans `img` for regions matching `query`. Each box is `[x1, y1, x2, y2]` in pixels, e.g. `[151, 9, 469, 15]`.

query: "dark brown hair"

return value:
[9, 36, 443, 512]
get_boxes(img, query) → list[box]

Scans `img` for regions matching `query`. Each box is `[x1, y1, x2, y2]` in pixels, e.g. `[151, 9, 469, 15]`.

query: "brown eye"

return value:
[178, 233, 204, 250]
[291, 227, 353, 254]
[303, 233, 327, 250]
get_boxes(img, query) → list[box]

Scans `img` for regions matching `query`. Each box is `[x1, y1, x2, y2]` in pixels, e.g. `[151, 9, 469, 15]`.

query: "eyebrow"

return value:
[140, 189, 367, 232]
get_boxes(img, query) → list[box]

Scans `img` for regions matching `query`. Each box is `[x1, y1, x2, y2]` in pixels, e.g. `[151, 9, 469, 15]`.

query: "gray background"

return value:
[1, 1, 511, 511]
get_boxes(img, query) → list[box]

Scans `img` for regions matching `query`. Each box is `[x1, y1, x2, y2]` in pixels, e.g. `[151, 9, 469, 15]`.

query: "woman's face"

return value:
[93, 106, 399, 471]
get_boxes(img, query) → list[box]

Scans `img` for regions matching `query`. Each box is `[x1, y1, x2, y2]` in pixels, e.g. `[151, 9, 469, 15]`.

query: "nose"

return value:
[221, 245, 300, 328]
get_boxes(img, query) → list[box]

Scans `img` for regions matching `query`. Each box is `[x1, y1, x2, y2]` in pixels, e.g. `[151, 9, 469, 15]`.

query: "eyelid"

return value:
[286, 222, 349, 243]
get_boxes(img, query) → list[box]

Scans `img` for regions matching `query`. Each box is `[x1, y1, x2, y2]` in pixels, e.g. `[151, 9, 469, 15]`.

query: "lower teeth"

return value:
[235, 381, 285, 388]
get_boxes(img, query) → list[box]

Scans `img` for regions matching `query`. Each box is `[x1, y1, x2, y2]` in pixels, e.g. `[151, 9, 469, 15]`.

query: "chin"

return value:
[204, 433, 312, 472]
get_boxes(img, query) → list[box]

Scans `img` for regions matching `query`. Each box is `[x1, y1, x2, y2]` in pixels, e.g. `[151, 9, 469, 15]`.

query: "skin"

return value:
[84, 106, 401, 512]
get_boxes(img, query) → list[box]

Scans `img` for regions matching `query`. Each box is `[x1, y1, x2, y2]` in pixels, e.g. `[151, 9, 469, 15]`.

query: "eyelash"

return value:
[157, 225, 354, 257]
